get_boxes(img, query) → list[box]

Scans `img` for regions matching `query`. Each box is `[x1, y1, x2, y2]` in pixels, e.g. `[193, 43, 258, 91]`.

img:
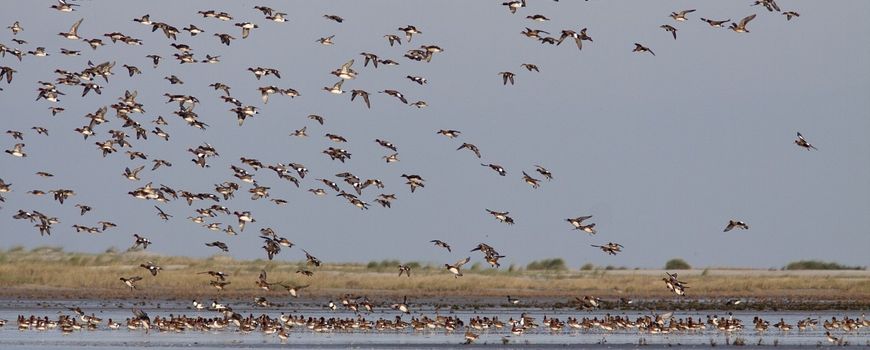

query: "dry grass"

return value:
[0, 247, 868, 302]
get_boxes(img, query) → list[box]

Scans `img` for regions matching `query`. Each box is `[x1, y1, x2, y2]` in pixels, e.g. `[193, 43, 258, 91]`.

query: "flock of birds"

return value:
[0, 0, 854, 345]
[2, 305, 867, 346]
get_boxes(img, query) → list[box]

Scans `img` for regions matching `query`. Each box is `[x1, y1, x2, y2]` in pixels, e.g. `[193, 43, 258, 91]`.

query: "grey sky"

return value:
[1, 1, 868, 269]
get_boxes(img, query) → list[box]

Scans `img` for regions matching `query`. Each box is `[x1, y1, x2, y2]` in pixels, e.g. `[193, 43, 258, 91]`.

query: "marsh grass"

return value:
[0, 247, 868, 301]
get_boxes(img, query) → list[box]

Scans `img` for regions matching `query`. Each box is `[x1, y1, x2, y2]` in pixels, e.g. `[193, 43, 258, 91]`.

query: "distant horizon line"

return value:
[3, 245, 865, 271]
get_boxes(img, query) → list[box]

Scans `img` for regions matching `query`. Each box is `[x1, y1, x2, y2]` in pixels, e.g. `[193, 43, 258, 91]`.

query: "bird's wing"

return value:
[740, 14, 757, 26]
[132, 308, 149, 320]
[770, 0, 781, 12]
[70, 18, 83, 35]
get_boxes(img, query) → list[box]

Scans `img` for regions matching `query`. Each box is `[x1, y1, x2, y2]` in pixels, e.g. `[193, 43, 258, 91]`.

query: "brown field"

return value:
[1, 247, 868, 309]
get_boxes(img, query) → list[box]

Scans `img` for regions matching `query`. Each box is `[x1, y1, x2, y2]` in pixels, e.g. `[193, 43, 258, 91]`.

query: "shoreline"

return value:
[0, 287, 867, 311]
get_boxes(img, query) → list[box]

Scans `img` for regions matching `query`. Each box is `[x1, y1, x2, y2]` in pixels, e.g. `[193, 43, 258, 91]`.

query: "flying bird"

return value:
[752, 0, 781, 12]
[723, 220, 750, 232]
[522, 171, 541, 189]
[0, 66, 17, 84]
[701, 18, 731, 28]
[729, 14, 757, 33]
[669, 9, 696, 21]
[503, 1, 526, 14]
[520, 63, 540, 72]
[591, 242, 623, 255]
[5, 143, 26, 157]
[317, 35, 335, 45]
[437, 129, 461, 138]
[131, 234, 151, 250]
[660, 24, 677, 39]
[398, 265, 411, 277]
[445, 257, 471, 277]
[8, 21, 23, 35]
[205, 241, 229, 252]
[379, 89, 408, 104]
[120, 276, 143, 290]
[324, 80, 344, 94]
[397, 25, 422, 42]
[535, 165, 553, 180]
[633, 43, 655, 56]
[324, 14, 344, 23]
[58, 18, 83, 40]
[278, 283, 309, 298]
[486, 209, 515, 225]
[384, 34, 401, 46]
[430, 239, 452, 252]
[351, 90, 371, 108]
[139, 261, 162, 276]
[457, 143, 482, 158]
[498, 71, 515, 85]
[481, 163, 507, 176]
[794, 132, 817, 150]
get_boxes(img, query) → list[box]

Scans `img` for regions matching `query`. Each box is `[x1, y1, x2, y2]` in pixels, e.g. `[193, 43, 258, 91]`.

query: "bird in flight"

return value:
[445, 257, 471, 277]
[723, 220, 750, 232]
[430, 239, 452, 252]
[729, 14, 757, 33]
[633, 43, 655, 56]
[794, 132, 818, 150]
[669, 9, 696, 21]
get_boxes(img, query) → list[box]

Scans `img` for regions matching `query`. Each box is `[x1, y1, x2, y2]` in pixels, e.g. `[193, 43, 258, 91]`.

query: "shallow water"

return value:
[0, 299, 866, 349]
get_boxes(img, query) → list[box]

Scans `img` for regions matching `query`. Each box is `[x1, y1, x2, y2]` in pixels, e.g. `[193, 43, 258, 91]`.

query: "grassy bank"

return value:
[0, 247, 868, 304]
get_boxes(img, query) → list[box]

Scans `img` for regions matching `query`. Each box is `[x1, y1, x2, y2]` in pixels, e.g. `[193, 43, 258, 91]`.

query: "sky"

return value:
[1, 1, 868, 269]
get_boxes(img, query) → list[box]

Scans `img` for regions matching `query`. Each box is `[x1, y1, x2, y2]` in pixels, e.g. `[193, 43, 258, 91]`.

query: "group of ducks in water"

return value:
[2, 305, 867, 345]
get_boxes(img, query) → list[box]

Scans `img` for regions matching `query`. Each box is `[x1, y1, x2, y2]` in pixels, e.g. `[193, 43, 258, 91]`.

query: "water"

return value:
[0, 299, 866, 349]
